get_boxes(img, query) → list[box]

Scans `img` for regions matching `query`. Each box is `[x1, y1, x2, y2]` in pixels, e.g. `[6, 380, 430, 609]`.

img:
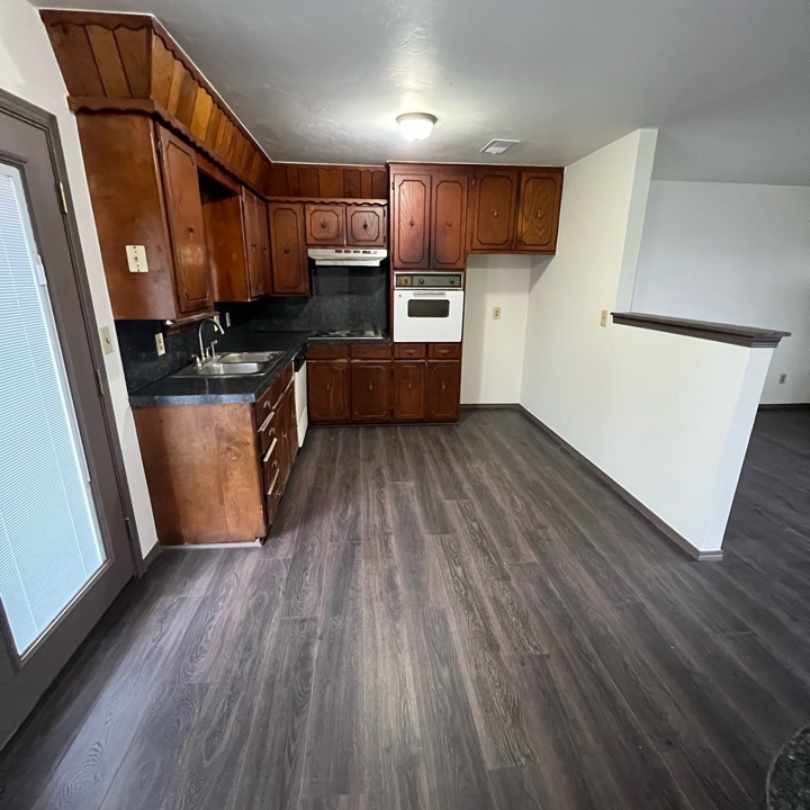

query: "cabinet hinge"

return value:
[57, 181, 69, 215]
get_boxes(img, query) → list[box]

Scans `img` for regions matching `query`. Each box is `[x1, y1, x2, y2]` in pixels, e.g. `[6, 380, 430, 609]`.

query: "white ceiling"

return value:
[35, 0, 810, 184]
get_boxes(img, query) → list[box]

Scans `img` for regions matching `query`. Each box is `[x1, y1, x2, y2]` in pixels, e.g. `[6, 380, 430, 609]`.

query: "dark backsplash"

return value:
[236, 264, 388, 333]
[116, 264, 388, 393]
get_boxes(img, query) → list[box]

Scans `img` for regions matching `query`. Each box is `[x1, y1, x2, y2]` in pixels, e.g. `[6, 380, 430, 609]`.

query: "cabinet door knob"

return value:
[491, 210, 499, 218]
[362, 222, 369, 230]
[368, 382, 374, 391]
[409, 218, 415, 227]
[441, 381, 447, 391]
[320, 221, 327, 229]
[536, 210, 544, 219]
[284, 248, 290, 255]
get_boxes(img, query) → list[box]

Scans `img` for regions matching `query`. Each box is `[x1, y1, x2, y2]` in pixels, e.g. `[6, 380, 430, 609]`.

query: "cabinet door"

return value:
[515, 169, 563, 252]
[469, 168, 518, 252]
[305, 203, 346, 246]
[431, 173, 468, 268]
[392, 173, 431, 268]
[243, 188, 267, 297]
[347, 205, 386, 247]
[393, 362, 425, 421]
[269, 202, 310, 295]
[351, 362, 391, 422]
[156, 124, 211, 314]
[426, 361, 461, 421]
[256, 197, 272, 294]
[308, 360, 350, 423]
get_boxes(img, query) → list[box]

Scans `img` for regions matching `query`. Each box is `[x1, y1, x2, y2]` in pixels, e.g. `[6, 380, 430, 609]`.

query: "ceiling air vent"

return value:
[481, 139, 521, 155]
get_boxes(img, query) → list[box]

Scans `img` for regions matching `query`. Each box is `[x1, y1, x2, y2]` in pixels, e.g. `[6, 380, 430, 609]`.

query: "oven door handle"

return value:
[412, 290, 448, 297]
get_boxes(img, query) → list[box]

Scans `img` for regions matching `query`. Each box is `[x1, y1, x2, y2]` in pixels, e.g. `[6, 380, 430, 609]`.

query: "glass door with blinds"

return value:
[0, 94, 135, 748]
[0, 163, 106, 656]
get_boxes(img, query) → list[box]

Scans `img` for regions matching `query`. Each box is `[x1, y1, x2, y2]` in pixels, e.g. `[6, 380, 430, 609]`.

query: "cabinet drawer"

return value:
[428, 343, 461, 360]
[264, 457, 282, 526]
[394, 343, 426, 359]
[307, 342, 350, 360]
[350, 342, 392, 360]
[257, 363, 293, 415]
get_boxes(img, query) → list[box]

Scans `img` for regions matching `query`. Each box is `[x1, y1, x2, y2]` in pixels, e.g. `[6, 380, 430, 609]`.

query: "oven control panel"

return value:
[395, 273, 464, 290]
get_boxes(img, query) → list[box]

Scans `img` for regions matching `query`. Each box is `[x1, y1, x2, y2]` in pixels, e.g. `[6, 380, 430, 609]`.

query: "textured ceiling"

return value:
[34, 0, 810, 183]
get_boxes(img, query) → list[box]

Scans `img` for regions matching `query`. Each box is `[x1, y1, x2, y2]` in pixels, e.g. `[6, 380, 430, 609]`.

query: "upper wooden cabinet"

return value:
[468, 168, 519, 252]
[41, 10, 271, 194]
[515, 169, 563, 252]
[269, 202, 310, 296]
[391, 173, 431, 269]
[431, 173, 468, 269]
[347, 204, 386, 247]
[305, 204, 346, 246]
[77, 114, 211, 320]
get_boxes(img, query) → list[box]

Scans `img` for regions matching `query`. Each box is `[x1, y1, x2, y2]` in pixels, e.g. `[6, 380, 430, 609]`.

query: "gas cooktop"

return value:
[309, 329, 385, 341]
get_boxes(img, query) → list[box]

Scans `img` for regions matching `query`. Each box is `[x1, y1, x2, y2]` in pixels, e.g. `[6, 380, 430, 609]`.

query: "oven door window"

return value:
[408, 299, 450, 318]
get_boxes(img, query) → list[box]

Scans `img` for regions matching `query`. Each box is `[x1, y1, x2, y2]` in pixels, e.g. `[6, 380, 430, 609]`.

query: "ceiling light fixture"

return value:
[396, 112, 437, 141]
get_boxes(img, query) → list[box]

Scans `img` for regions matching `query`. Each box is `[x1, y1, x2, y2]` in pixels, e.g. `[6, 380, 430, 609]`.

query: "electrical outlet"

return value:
[779, 373, 787, 384]
[493, 305, 502, 320]
[600, 309, 609, 328]
[155, 332, 166, 357]
[224, 311, 231, 328]
[125, 244, 148, 273]
[99, 325, 114, 355]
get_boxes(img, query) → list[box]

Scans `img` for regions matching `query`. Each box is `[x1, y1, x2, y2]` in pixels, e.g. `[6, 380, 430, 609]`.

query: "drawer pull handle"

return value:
[266, 467, 280, 497]
[258, 411, 275, 432]
[262, 437, 278, 463]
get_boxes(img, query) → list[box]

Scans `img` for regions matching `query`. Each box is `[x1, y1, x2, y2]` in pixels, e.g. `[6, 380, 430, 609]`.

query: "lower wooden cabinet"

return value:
[426, 361, 461, 421]
[307, 360, 351, 423]
[393, 362, 425, 421]
[134, 364, 297, 545]
[351, 362, 391, 422]
[307, 342, 460, 424]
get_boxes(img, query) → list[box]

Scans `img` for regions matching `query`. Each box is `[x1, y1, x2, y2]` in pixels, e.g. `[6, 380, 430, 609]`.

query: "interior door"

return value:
[156, 124, 211, 314]
[0, 92, 136, 747]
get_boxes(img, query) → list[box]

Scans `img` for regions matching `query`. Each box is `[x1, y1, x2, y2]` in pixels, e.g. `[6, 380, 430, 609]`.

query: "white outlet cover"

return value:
[99, 325, 115, 355]
[125, 244, 148, 273]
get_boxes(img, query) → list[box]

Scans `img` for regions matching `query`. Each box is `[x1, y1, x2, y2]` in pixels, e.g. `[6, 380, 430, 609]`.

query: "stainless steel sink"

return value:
[217, 351, 284, 364]
[174, 360, 268, 378]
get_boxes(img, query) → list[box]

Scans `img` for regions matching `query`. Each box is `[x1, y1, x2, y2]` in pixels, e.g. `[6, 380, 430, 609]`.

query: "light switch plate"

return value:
[493, 306, 502, 320]
[155, 332, 166, 357]
[600, 309, 608, 328]
[99, 325, 115, 355]
[125, 244, 148, 273]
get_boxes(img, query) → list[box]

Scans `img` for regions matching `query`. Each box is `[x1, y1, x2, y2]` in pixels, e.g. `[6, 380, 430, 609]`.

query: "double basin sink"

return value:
[174, 351, 284, 378]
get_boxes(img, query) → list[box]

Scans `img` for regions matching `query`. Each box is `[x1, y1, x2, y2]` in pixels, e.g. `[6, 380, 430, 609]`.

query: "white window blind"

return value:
[0, 164, 105, 656]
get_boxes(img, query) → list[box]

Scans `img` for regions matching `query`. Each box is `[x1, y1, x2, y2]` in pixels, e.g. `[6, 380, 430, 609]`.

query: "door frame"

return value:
[0, 88, 142, 574]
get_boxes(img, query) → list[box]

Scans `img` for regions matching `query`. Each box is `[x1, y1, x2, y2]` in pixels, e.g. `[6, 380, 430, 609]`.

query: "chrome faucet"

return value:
[195, 317, 225, 367]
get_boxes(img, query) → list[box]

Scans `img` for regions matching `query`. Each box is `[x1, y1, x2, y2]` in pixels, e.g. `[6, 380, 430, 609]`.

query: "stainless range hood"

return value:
[307, 247, 387, 267]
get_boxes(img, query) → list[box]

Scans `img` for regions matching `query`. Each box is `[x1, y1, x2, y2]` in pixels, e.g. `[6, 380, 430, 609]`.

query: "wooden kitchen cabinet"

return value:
[307, 359, 351, 423]
[468, 168, 519, 252]
[77, 114, 213, 320]
[204, 180, 270, 302]
[134, 363, 297, 545]
[351, 362, 392, 422]
[431, 172, 469, 268]
[393, 362, 425, 421]
[515, 169, 564, 252]
[269, 202, 310, 295]
[305, 203, 346, 246]
[347, 204, 387, 247]
[391, 173, 431, 268]
[426, 361, 461, 421]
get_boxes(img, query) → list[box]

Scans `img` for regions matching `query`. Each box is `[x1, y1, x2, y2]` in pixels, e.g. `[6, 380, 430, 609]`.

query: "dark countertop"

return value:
[768, 725, 810, 810]
[128, 326, 392, 407]
[129, 330, 310, 408]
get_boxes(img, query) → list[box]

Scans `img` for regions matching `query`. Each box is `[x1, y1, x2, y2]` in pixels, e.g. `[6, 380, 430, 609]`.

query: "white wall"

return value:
[634, 181, 810, 404]
[520, 129, 775, 554]
[461, 254, 532, 404]
[0, 0, 158, 558]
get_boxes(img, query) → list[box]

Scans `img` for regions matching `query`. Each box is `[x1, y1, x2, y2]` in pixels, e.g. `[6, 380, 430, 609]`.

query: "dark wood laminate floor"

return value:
[2, 409, 809, 810]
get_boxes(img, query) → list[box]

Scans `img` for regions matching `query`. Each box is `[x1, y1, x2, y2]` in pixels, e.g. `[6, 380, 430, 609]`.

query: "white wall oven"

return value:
[393, 272, 464, 343]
